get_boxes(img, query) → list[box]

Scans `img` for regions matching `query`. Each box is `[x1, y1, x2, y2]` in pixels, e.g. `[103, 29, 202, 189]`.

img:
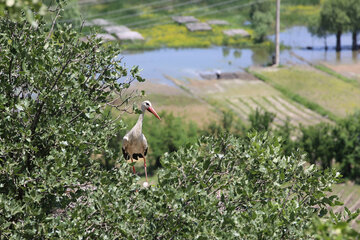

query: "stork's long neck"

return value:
[134, 111, 145, 134]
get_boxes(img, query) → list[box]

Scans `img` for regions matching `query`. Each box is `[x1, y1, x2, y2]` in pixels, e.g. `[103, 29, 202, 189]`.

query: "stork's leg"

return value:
[131, 157, 136, 174]
[144, 156, 148, 183]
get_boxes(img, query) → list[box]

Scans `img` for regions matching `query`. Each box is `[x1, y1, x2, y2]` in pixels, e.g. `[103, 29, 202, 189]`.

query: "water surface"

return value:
[120, 26, 360, 85]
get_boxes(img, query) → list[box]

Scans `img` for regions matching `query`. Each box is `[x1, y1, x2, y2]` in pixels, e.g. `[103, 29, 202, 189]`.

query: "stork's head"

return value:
[141, 100, 161, 120]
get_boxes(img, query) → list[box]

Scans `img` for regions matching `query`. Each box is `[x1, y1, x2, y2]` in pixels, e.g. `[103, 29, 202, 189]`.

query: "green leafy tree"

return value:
[299, 123, 334, 169]
[320, 0, 351, 51]
[152, 133, 354, 239]
[249, 1, 274, 43]
[332, 112, 360, 183]
[206, 110, 244, 136]
[0, 13, 143, 237]
[248, 108, 276, 132]
[347, 0, 360, 50]
[308, 15, 329, 50]
[0, 0, 49, 26]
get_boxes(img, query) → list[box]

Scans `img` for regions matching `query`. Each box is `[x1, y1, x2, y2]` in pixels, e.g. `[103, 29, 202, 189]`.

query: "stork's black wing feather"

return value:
[144, 147, 148, 156]
[122, 147, 130, 160]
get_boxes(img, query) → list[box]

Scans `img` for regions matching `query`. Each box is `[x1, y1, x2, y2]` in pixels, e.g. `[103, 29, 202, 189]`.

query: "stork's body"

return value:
[122, 101, 160, 184]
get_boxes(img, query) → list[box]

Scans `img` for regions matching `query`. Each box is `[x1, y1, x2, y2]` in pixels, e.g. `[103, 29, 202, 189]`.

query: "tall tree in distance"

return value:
[308, 15, 329, 50]
[320, 0, 350, 51]
[347, 0, 360, 50]
[249, 1, 275, 43]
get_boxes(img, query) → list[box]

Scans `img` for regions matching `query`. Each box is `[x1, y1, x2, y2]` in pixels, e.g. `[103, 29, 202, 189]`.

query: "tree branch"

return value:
[46, 8, 61, 41]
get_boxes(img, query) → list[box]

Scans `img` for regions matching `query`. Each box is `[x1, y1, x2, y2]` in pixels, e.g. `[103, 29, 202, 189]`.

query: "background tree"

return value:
[308, 15, 329, 50]
[320, 0, 350, 51]
[249, 1, 275, 43]
[347, 0, 360, 50]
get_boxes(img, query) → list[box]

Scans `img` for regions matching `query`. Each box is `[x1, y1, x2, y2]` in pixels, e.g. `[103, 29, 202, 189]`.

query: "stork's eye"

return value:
[145, 102, 149, 106]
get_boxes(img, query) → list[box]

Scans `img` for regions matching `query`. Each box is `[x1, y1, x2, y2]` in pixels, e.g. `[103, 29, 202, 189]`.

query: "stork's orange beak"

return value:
[147, 107, 161, 120]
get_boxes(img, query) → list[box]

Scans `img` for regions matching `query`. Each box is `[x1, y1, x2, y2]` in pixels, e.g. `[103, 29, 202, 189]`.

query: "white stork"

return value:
[122, 100, 161, 184]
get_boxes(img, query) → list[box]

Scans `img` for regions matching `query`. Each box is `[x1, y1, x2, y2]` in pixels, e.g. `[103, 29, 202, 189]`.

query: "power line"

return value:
[120, 0, 247, 28]
[76, 0, 271, 35]
[105, 0, 201, 21]
[62, 0, 202, 23]
[74, 0, 247, 28]
[133, 0, 269, 30]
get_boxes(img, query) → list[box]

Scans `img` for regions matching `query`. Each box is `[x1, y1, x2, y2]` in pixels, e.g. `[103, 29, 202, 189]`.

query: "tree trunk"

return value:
[352, 31, 358, 50]
[336, 31, 342, 52]
[324, 35, 328, 51]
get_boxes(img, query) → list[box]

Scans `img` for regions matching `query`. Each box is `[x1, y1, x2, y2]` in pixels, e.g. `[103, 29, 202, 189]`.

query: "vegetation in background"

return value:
[248, 108, 276, 132]
[203, 110, 245, 137]
[249, 1, 274, 42]
[310, 0, 360, 51]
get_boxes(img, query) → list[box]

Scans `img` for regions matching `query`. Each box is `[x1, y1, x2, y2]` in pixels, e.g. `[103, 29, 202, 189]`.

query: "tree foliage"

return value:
[249, 1, 274, 43]
[0, 14, 143, 238]
[314, 0, 360, 50]
[0, 0, 48, 26]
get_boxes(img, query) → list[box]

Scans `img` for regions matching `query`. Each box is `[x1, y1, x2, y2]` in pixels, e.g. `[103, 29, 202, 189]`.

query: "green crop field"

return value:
[253, 66, 360, 118]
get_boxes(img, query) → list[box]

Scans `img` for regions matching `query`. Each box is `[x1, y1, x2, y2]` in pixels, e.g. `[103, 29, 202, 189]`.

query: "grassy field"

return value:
[281, 4, 319, 28]
[253, 66, 360, 118]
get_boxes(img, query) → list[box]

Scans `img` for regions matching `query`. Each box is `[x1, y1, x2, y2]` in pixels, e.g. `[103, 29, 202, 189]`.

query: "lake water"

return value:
[120, 26, 360, 85]
[270, 26, 360, 65]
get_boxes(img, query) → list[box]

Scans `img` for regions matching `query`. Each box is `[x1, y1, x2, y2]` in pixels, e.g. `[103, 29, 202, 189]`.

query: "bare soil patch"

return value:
[324, 62, 360, 81]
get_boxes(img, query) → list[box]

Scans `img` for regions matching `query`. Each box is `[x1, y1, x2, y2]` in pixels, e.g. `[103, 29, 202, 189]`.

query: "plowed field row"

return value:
[227, 95, 325, 126]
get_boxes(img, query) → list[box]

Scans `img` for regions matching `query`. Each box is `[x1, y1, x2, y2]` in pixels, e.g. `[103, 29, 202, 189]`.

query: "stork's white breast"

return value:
[123, 131, 148, 155]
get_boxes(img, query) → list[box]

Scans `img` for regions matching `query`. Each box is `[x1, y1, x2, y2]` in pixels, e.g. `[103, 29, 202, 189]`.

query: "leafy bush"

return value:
[5, 131, 347, 239]
[299, 123, 334, 169]
[248, 108, 276, 132]
[204, 110, 245, 137]
[151, 133, 348, 239]
[332, 112, 360, 182]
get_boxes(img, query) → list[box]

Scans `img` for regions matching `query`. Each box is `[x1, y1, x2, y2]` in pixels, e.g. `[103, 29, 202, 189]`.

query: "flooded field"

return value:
[120, 26, 360, 85]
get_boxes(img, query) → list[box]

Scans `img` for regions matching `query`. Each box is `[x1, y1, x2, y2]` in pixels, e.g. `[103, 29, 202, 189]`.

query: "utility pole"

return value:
[274, 0, 280, 66]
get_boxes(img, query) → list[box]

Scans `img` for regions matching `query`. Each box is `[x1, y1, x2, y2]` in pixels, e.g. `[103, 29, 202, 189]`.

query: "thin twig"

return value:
[46, 8, 61, 40]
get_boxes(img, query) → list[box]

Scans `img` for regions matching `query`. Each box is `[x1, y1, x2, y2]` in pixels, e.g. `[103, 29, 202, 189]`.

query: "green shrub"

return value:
[153, 133, 349, 239]
[204, 110, 245, 137]
[332, 112, 360, 182]
[249, 108, 276, 132]
[299, 123, 334, 169]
